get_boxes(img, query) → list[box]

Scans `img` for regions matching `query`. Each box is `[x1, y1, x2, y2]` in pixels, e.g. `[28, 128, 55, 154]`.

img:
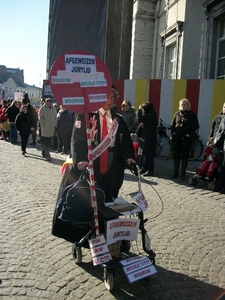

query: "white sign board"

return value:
[106, 218, 140, 245]
[132, 191, 148, 212]
[120, 256, 157, 283]
[88, 235, 111, 266]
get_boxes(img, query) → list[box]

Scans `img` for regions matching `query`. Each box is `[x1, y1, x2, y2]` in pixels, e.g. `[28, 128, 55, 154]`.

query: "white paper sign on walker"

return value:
[120, 255, 157, 283]
[89, 235, 112, 266]
[106, 218, 140, 246]
[49, 50, 112, 113]
[132, 191, 148, 213]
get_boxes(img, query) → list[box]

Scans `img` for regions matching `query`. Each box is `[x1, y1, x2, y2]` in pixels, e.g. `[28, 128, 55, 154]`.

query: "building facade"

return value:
[0, 65, 42, 102]
[131, 0, 225, 80]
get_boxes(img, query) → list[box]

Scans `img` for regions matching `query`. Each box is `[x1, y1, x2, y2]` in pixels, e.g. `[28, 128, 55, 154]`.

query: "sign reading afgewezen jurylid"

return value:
[88, 235, 112, 266]
[132, 191, 148, 213]
[49, 50, 112, 113]
[120, 255, 157, 283]
[106, 219, 140, 246]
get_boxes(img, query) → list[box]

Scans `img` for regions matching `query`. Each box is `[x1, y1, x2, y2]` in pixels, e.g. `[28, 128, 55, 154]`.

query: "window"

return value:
[216, 17, 225, 79]
[165, 43, 177, 79]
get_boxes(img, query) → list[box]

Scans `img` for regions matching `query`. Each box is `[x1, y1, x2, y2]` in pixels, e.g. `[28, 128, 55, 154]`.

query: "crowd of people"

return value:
[0, 93, 74, 160]
[1, 90, 225, 195]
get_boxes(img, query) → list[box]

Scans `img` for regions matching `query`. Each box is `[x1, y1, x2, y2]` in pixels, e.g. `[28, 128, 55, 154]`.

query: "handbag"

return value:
[213, 130, 225, 148]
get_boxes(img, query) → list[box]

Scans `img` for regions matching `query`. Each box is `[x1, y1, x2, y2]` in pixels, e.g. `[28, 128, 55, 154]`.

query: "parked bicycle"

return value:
[155, 118, 204, 161]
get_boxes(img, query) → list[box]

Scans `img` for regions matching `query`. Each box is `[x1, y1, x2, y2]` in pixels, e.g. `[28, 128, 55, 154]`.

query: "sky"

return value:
[1, 0, 49, 88]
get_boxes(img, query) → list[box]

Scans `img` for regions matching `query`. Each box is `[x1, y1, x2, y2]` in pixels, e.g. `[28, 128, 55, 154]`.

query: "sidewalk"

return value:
[0, 140, 225, 299]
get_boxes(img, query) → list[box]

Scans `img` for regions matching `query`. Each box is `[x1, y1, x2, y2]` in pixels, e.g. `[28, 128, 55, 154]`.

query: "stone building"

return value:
[0, 65, 42, 102]
[46, 0, 225, 81]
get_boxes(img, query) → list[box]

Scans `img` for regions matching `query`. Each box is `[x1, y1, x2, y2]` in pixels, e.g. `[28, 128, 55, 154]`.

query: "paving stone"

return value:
[0, 141, 225, 299]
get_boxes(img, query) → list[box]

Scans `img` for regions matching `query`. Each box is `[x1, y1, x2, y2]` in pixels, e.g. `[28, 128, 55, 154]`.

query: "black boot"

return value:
[181, 159, 188, 180]
[171, 158, 180, 179]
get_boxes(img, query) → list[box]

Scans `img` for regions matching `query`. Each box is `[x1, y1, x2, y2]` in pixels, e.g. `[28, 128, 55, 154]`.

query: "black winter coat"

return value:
[137, 107, 158, 157]
[15, 112, 32, 136]
[56, 109, 71, 133]
[171, 110, 199, 140]
[122, 107, 136, 132]
[5, 105, 20, 122]
[209, 112, 225, 138]
[71, 110, 135, 181]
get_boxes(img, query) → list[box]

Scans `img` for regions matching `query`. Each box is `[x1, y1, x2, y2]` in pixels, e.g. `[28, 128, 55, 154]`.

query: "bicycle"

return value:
[155, 118, 204, 161]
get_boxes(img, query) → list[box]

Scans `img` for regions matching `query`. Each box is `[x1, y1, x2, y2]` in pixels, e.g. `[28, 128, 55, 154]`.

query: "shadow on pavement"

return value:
[77, 260, 225, 299]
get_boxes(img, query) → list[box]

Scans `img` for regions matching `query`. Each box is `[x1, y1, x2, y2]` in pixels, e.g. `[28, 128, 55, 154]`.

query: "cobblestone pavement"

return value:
[1, 140, 225, 300]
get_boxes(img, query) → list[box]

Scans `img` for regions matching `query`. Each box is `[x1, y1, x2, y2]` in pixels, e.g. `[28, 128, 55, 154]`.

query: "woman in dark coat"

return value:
[171, 98, 199, 180]
[55, 105, 72, 154]
[15, 105, 34, 155]
[5, 99, 20, 144]
[121, 100, 136, 133]
[137, 102, 158, 176]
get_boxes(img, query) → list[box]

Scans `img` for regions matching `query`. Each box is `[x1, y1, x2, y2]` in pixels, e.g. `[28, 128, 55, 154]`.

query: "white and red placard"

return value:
[49, 50, 112, 113]
[132, 191, 148, 212]
[106, 218, 140, 245]
[89, 235, 111, 266]
[120, 256, 157, 283]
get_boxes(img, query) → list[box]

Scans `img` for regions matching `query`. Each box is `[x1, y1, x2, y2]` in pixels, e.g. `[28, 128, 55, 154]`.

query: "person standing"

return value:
[5, 99, 20, 144]
[71, 88, 136, 202]
[121, 100, 136, 133]
[0, 100, 10, 141]
[15, 105, 34, 155]
[210, 102, 225, 193]
[171, 98, 199, 180]
[38, 98, 57, 161]
[214, 116, 225, 194]
[136, 102, 158, 176]
[26, 103, 38, 145]
[55, 105, 71, 154]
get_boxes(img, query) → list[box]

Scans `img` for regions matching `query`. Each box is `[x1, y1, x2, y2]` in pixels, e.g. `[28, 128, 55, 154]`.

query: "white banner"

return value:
[120, 256, 157, 283]
[106, 218, 140, 245]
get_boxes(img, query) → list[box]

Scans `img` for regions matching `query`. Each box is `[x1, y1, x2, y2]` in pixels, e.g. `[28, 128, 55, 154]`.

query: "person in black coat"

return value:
[171, 98, 199, 180]
[137, 102, 158, 176]
[5, 100, 20, 144]
[71, 89, 136, 201]
[15, 105, 34, 155]
[51, 89, 136, 241]
[26, 103, 38, 145]
[55, 105, 72, 154]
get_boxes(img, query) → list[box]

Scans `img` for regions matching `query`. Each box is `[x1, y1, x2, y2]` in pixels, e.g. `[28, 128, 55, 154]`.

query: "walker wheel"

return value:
[72, 244, 82, 264]
[207, 181, 216, 191]
[103, 269, 114, 291]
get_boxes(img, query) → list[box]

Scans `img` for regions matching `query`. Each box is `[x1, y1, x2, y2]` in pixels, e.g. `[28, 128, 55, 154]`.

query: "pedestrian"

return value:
[171, 98, 199, 180]
[121, 100, 136, 133]
[0, 100, 10, 141]
[38, 98, 57, 161]
[22, 93, 30, 105]
[26, 103, 38, 145]
[208, 102, 225, 163]
[69, 88, 136, 202]
[15, 105, 34, 155]
[136, 102, 158, 176]
[55, 105, 71, 154]
[5, 99, 20, 144]
[213, 112, 225, 194]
